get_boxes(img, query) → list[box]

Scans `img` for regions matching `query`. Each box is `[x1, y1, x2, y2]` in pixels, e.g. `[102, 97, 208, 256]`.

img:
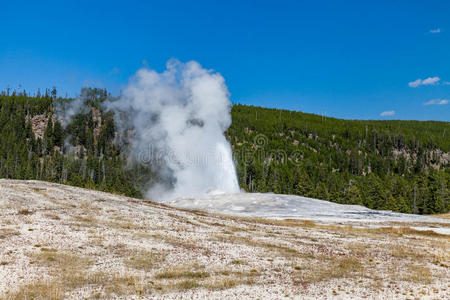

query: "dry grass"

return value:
[132, 231, 154, 240]
[167, 213, 199, 226]
[105, 219, 144, 230]
[17, 208, 33, 215]
[163, 235, 210, 254]
[43, 213, 61, 220]
[195, 211, 447, 240]
[294, 256, 364, 284]
[84, 272, 145, 297]
[155, 265, 210, 280]
[88, 234, 105, 248]
[325, 225, 448, 238]
[227, 216, 317, 228]
[193, 217, 227, 227]
[153, 265, 259, 292]
[401, 264, 432, 284]
[231, 259, 246, 265]
[347, 242, 368, 256]
[8, 250, 146, 299]
[431, 248, 449, 268]
[5, 271, 145, 300]
[206, 268, 259, 290]
[152, 263, 212, 292]
[368, 226, 446, 237]
[125, 249, 166, 271]
[4, 279, 64, 300]
[431, 213, 450, 220]
[390, 244, 426, 259]
[152, 279, 201, 292]
[335, 257, 364, 275]
[0, 228, 20, 239]
[72, 214, 98, 226]
[27, 249, 91, 273]
[172, 280, 201, 290]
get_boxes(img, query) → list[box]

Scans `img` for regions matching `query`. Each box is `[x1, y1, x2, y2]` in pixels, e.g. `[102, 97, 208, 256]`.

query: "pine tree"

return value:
[344, 183, 363, 205]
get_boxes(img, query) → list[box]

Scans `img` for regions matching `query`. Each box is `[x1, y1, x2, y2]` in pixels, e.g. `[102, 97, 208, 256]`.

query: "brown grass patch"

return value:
[193, 217, 227, 227]
[295, 256, 364, 284]
[125, 249, 166, 271]
[431, 213, 450, 220]
[17, 208, 33, 215]
[106, 220, 144, 230]
[401, 264, 432, 284]
[315, 224, 447, 238]
[0, 228, 20, 239]
[166, 213, 199, 226]
[8, 250, 146, 299]
[72, 215, 98, 226]
[347, 242, 368, 256]
[155, 267, 210, 280]
[369, 226, 445, 237]
[172, 280, 201, 290]
[28, 250, 90, 273]
[231, 259, 246, 265]
[153, 265, 258, 292]
[228, 216, 316, 228]
[4, 279, 64, 300]
[390, 244, 426, 259]
[44, 213, 61, 220]
[5, 271, 145, 299]
[163, 235, 210, 254]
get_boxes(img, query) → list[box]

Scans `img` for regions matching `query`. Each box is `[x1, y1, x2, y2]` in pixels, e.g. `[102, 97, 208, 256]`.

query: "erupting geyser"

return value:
[108, 59, 240, 201]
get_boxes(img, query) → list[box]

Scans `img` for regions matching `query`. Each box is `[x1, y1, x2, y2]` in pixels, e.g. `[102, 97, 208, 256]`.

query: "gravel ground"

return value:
[0, 179, 449, 299]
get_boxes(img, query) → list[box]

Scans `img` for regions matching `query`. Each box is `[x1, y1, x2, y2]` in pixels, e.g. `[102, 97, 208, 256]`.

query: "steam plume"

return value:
[107, 59, 240, 201]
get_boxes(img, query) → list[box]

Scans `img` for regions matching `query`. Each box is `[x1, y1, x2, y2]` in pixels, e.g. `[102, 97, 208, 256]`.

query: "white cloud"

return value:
[423, 99, 449, 106]
[422, 77, 440, 85]
[408, 79, 422, 88]
[408, 76, 440, 87]
[380, 110, 395, 117]
[429, 28, 441, 34]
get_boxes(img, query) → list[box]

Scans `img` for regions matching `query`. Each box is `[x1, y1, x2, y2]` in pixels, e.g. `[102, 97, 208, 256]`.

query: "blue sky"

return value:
[1, 0, 450, 121]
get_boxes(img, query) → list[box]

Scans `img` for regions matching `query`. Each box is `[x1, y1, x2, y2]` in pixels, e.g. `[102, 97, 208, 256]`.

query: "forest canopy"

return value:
[0, 88, 448, 214]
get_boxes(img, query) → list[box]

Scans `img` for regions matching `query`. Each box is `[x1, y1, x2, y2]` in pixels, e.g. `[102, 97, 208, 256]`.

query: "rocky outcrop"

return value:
[26, 114, 56, 140]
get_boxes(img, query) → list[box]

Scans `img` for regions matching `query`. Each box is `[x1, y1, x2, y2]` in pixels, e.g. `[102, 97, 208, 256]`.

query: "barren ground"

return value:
[0, 179, 449, 299]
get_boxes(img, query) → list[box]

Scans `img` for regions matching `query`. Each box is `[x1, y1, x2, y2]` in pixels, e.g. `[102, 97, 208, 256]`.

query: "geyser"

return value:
[108, 59, 240, 201]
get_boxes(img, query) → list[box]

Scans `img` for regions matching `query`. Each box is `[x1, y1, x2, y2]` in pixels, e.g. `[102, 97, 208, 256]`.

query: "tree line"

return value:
[0, 89, 448, 214]
[230, 104, 449, 214]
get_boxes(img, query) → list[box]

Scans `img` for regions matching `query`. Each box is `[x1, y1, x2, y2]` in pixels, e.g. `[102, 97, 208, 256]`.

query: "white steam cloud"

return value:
[54, 94, 87, 127]
[107, 59, 240, 201]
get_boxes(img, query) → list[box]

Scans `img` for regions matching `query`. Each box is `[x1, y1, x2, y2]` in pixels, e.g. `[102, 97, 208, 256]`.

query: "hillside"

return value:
[230, 105, 449, 214]
[0, 89, 449, 214]
[1, 179, 449, 299]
